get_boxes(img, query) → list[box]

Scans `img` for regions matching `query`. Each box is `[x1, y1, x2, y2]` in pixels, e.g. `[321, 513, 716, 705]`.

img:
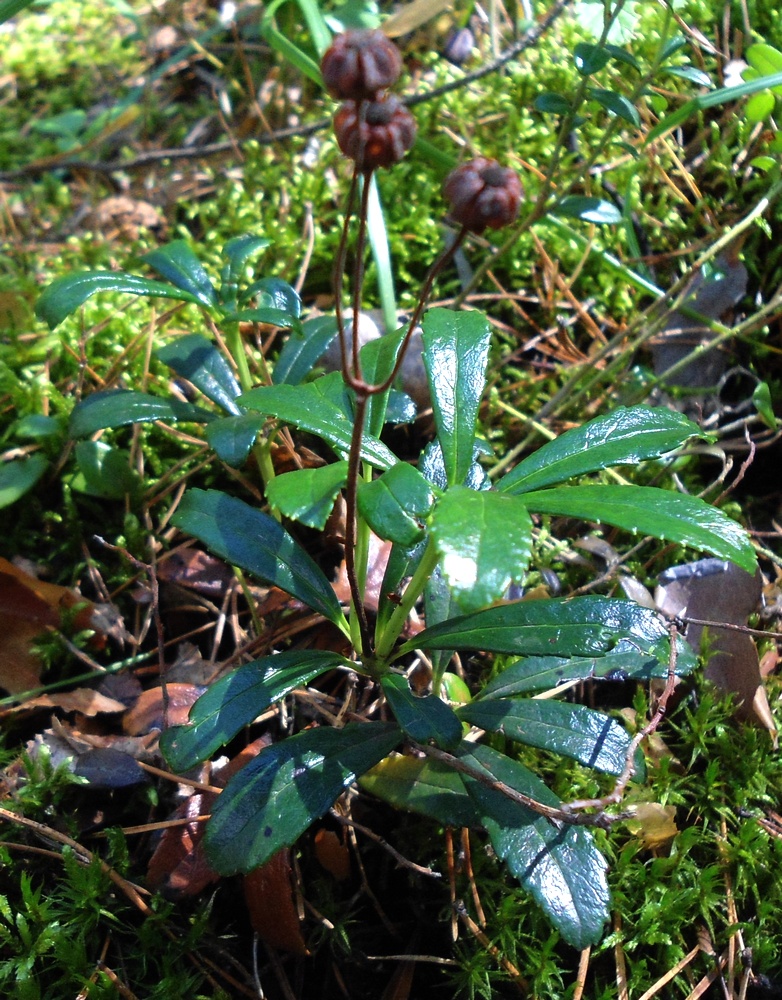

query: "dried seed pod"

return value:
[444, 157, 523, 233]
[334, 95, 417, 171]
[321, 29, 403, 101]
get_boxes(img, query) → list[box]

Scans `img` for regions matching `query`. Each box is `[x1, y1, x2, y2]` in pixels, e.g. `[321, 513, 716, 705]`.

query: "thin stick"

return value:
[330, 812, 441, 879]
[456, 901, 528, 993]
[636, 945, 701, 1000]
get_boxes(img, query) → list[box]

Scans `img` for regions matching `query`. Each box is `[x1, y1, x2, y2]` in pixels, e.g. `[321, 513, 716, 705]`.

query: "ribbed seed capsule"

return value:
[443, 158, 523, 233]
[321, 29, 403, 101]
[334, 96, 417, 172]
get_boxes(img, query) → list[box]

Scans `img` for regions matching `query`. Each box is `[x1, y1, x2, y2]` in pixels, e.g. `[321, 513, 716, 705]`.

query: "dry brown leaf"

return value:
[314, 827, 351, 881]
[243, 849, 309, 956]
[626, 803, 679, 851]
[123, 683, 204, 735]
[16, 689, 126, 716]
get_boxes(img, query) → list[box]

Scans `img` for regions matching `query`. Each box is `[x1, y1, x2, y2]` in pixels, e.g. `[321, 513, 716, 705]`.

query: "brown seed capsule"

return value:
[321, 29, 403, 101]
[443, 157, 523, 233]
[334, 95, 417, 171]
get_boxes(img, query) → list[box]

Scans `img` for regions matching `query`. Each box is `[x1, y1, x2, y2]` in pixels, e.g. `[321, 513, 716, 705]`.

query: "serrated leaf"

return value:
[35, 271, 203, 329]
[591, 88, 640, 126]
[240, 276, 302, 317]
[273, 316, 337, 385]
[240, 376, 396, 470]
[205, 413, 265, 466]
[157, 334, 242, 415]
[458, 743, 609, 948]
[477, 646, 696, 700]
[357, 462, 434, 546]
[221, 235, 269, 282]
[430, 487, 533, 612]
[266, 462, 348, 529]
[381, 674, 463, 750]
[0, 455, 48, 508]
[458, 699, 639, 777]
[521, 485, 756, 574]
[204, 722, 402, 874]
[422, 309, 491, 487]
[171, 489, 347, 629]
[401, 595, 675, 658]
[359, 754, 480, 828]
[141, 241, 217, 308]
[496, 406, 704, 494]
[69, 390, 215, 437]
[554, 196, 622, 225]
[160, 651, 350, 772]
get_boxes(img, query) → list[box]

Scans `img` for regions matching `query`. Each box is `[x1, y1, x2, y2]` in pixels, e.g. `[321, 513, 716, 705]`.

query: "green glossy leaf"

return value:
[385, 389, 417, 425]
[401, 595, 675, 658]
[665, 65, 713, 88]
[422, 309, 491, 487]
[14, 415, 61, 441]
[157, 334, 242, 415]
[458, 743, 609, 948]
[72, 441, 139, 499]
[753, 382, 778, 431]
[496, 407, 703, 494]
[273, 315, 337, 385]
[746, 43, 782, 85]
[69, 390, 215, 437]
[266, 462, 348, 529]
[240, 277, 302, 317]
[357, 462, 434, 546]
[381, 674, 463, 750]
[228, 307, 299, 328]
[141, 241, 217, 308]
[521, 485, 756, 574]
[574, 42, 611, 75]
[591, 88, 640, 126]
[160, 650, 350, 772]
[204, 722, 402, 874]
[205, 414, 265, 466]
[35, 271, 203, 329]
[240, 376, 396, 470]
[0, 455, 48, 508]
[458, 698, 639, 777]
[478, 646, 696, 700]
[360, 325, 406, 437]
[534, 92, 572, 114]
[359, 754, 480, 828]
[554, 196, 622, 225]
[430, 487, 533, 612]
[171, 489, 347, 629]
[221, 235, 269, 282]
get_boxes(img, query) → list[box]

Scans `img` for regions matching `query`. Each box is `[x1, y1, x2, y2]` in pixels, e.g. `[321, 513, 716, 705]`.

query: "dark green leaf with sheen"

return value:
[142, 241, 217, 308]
[359, 754, 480, 828]
[160, 650, 351, 772]
[496, 407, 703, 494]
[205, 414, 265, 466]
[422, 309, 491, 487]
[221, 235, 269, 282]
[157, 333, 242, 415]
[553, 196, 622, 225]
[477, 646, 696, 700]
[459, 698, 638, 776]
[459, 743, 609, 948]
[36, 271, 203, 329]
[273, 315, 337, 385]
[72, 441, 139, 499]
[0, 455, 48, 508]
[357, 462, 434, 546]
[400, 595, 674, 658]
[240, 276, 302, 317]
[171, 489, 347, 628]
[430, 486, 533, 612]
[240, 377, 396, 470]
[521, 485, 756, 574]
[381, 674, 463, 750]
[574, 41, 612, 75]
[266, 462, 348, 529]
[204, 722, 402, 873]
[591, 88, 641, 125]
[69, 390, 214, 438]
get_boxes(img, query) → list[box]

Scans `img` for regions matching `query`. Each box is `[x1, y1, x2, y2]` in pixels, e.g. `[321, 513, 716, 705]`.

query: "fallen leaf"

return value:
[626, 802, 679, 851]
[123, 683, 205, 735]
[655, 558, 775, 735]
[244, 849, 309, 955]
[314, 827, 351, 881]
[14, 689, 126, 716]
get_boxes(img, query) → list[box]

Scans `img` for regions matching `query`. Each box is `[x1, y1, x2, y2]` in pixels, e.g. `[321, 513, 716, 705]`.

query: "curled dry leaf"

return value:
[123, 683, 205, 735]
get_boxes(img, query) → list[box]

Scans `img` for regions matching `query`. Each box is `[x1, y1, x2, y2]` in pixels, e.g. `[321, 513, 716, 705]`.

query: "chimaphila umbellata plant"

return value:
[36, 28, 757, 949]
